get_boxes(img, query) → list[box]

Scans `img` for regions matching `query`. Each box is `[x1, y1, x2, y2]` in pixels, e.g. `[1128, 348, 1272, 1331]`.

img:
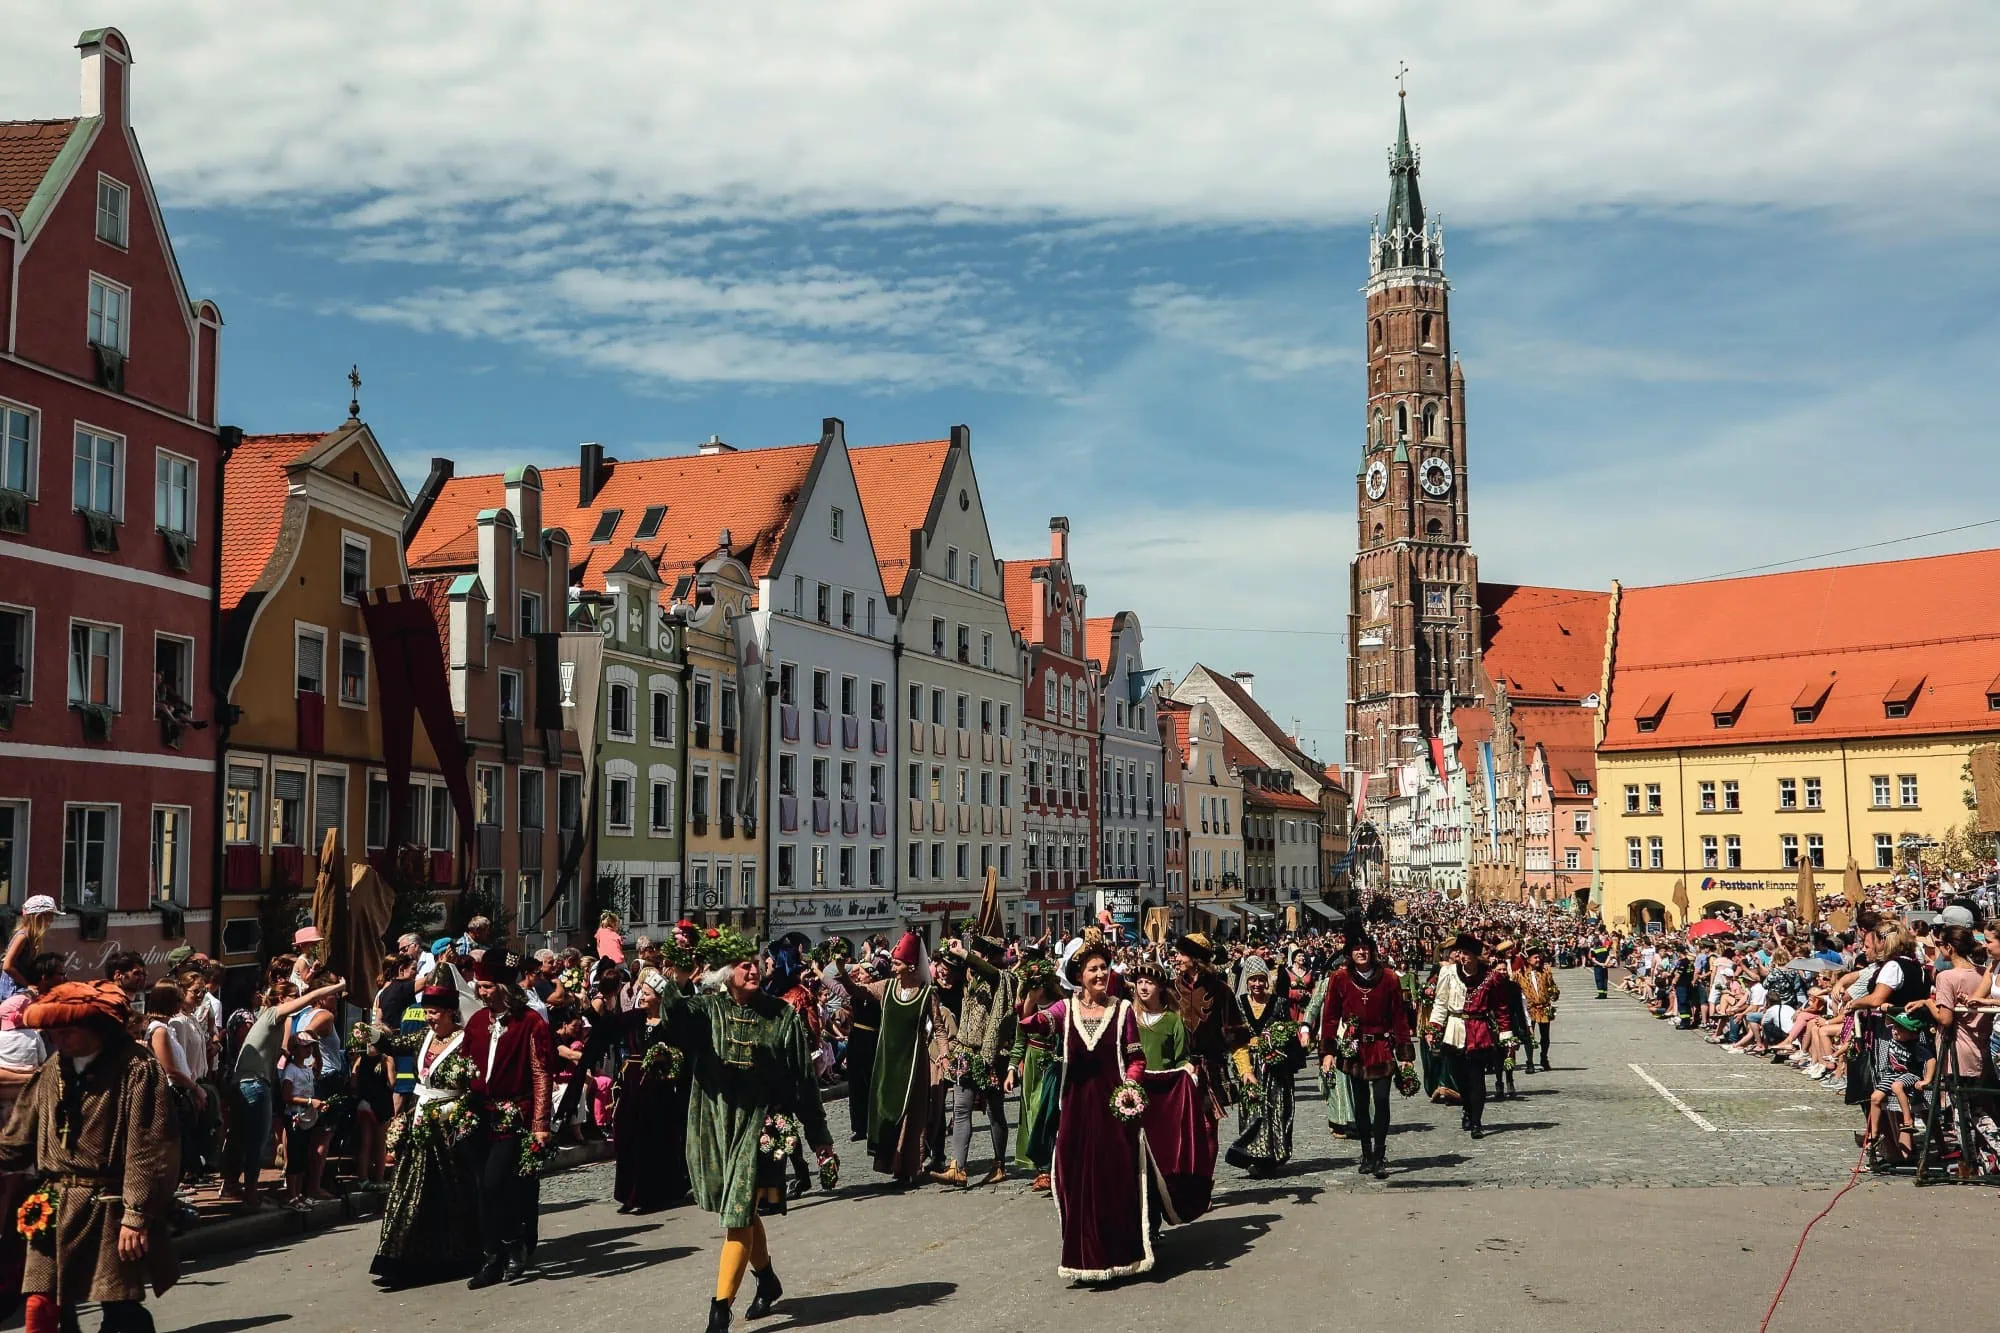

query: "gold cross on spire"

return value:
[1397, 61, 1409, 98]
[347, 365, 362, 419]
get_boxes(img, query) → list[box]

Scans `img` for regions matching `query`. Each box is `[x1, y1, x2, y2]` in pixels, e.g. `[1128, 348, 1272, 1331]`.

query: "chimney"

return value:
[77, 28, 132, 127]
[504, 465, 543, 557]
[698, 434, 736, 456]
[401, 457, 455, 550]
[1049, 515, 1069, 562]
[1232, 671, 1255, 699]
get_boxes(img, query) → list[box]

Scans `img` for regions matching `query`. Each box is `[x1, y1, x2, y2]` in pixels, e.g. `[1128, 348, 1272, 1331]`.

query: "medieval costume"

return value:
[1487, 942, 1529, 1099]
[1225, 957, 1306, 1175]
[0, 981, 178, 1333]
[841, 958, 882, 1147]
[1171, 933, 1247, 1120]
[461, 952, 554, 1288]
[1417, 962, 1460, 1105]
[936, 936, 1017, 1186]
[370, 987, 481, 1288]
[1007, 960, 1062, 1187]
[1428, 936, 1505, 1137]
[1320, 938, 1412, 1176]
[862, 935, 948, 1185]
[607, 976, 694, 1212]
[1128, 959, 1215, 1227]
[763, 935, 822, 1197]
[1016, 943, 1152, 1284]
[655, 928, 831, 1333]
[1518, 952, 1560, 1072]
[1304, 970, 1355, 1137]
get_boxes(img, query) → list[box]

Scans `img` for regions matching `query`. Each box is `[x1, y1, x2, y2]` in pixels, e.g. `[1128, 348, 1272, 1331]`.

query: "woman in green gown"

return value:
[370, 986, 480, 1289]
[654, 928, 833, 1333]
[859, 932, 947, 1185]
[1009, 960, 1062, 1188]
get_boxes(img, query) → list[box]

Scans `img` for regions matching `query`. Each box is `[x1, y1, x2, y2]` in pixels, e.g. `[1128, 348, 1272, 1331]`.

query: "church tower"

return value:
[1346, 91, 1481, 805]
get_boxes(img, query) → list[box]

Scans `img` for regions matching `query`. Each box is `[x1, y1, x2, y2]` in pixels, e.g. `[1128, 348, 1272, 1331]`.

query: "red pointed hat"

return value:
[891, 932, 923, 966]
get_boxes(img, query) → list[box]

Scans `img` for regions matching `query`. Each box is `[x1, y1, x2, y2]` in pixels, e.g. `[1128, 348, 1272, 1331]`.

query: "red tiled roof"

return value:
[221, 433, 323, 610]
[848, 439, 952, 599]
[1603, 547, 2000, 750]
[1245, 783, 1319, 813]
[1159, 697, 1192, 766]
[1085, 616, 1116, 670]
[409, 577, 454, 662]
[1477, 583, 1610, 703]
[0, 120, 78, 219]
[407, 441, 821, 591]
[1000, 560, 1045, 642]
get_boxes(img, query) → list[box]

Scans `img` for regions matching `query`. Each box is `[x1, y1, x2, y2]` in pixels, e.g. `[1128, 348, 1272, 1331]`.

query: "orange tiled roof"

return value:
[1602, 547, 2000, 750]
[1477, 583, 1610, 703]
[848, 439, 952, 599]
[0, 120, 78, 219]
[1159, 697, 1193, 766]
[406, 441, 821, 591]
[221, 433, 323, 610]
[410, 577, 454, 663]
[1085, 616, 1116, 670]
[1245, 783, 1320, 813]
[1000, 559, 1045, 643]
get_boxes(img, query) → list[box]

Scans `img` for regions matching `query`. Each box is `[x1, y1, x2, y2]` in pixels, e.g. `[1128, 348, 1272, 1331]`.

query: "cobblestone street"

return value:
[116, 971, 1984, 1333]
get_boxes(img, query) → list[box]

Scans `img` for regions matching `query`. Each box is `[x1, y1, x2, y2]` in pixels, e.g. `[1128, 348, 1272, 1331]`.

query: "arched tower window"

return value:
[1372, 411, 1386, 446]
[1395, 403, 1409, 441]
[1371, 522, 1384, 544]
[1372, 318, 1384, 350]
[1420, 313, 1434, 346]
[1422, 402, 1439, 439]
[1426, 518, 1443, 537]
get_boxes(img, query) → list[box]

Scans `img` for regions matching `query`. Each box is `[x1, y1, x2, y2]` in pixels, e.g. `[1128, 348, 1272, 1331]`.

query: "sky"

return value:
[9, 2, 1999, 764]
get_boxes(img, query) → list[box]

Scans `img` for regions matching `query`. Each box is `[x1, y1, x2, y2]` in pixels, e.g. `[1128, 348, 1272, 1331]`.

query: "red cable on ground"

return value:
[1756, 1149, 1867, 1333]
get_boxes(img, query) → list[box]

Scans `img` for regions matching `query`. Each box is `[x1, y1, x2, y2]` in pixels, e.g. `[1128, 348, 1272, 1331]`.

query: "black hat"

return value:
[1129, 958, 1171, 986]
[1345, 933, 1378, 956]
[1450, 933, 1484, 957]
[971, 934, 1007, 963]
[475, 950, 524, 985]
[1063, 940, 1114, 987]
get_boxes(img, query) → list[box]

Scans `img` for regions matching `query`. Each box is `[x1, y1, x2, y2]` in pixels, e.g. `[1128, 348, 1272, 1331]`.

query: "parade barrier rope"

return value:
[1756, 1148, 1866, 1333]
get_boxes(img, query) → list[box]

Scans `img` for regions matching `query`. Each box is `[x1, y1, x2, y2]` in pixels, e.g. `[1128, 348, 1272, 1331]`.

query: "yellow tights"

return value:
[714, 1212, 772, 1301]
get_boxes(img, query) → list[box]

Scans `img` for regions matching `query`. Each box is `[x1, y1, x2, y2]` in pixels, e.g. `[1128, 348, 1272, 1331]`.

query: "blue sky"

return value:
[11, 2, 1999, 762]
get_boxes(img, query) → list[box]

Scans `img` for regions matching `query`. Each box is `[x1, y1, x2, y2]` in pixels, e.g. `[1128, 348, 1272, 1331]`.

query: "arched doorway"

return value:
[1627, 899, 1667, 934]
[1701, 901, 1740, 921]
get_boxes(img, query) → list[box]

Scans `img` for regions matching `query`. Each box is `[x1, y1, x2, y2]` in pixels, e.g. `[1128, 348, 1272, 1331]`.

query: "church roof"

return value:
[1477, 582, 1610, 704]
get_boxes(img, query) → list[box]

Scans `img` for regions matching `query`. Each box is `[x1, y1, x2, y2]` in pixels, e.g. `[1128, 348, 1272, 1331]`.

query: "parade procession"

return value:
[3, 7, 2000, 1332]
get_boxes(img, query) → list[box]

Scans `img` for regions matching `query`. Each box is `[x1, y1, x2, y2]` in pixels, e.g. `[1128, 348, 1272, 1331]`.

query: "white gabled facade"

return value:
[759, 420, 898, 942]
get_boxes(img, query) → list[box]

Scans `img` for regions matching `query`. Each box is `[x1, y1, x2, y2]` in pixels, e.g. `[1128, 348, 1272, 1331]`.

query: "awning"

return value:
[1301, 900, 1345, 922]
[1235, 903, 1275, 921]
[1193, 901, 1236, 923]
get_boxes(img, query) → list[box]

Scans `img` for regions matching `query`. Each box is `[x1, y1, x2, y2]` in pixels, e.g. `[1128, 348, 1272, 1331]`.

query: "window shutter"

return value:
[274, 769, 307, 803]
[296, 633, 323, 689]
[313, 773, 345, 848]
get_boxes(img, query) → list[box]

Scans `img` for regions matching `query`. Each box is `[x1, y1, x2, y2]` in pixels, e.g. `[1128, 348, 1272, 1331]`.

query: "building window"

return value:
[1626, 837, 1641, 870]
[224, 766, 260, 845]
[931, 618, 946, 656]
[1722, 780, 1740, 812]
[634, 505, 666, 540]
[1778, 778, 1796, 810]
[1781, 834, 1800, 869]
[946, 547, 959, 581]
[606, 775, 633, 833]
[830, 507, 845, 541]
[72, 427, 120, 517]
[869, 846, 885, 887]
[1899, 774, 1919, 807]
[815, 584, 830, 625]
[154, 451, 194, 536]
[1803, 776, 1822, 810]
[293, 627, 325, 697]
[739, 862, 758, 909]
[968, 554, 981, 591]
[474, 764, 503, 827]
[1647, 837, 1665, 870]
[907, 841, 922, 881]
[1623, 785, 1639, 814]
[1871, 775, 1891, 808]
[930, 842, 944, 879]
[341, 535, 369, 602]
[1725, 835, 1742, 869]
[839, 846, 855, 888]
[1701, 835, 1718, 869]
[588, 509, 624, 543]
[519, 769, 545, 830]
[1644, 783, 1662, 814]
[269, 768, 306, 847]
[338, 636, 368, 706]
[313, 771, 345, 852]
[841, 590, 855, 631]
[0, 402, 35, 497]
[1875, 833, 1894, 869]
[518, 872, 542, 933]
[778, 845, 797, 889]
[62, 805, 116, 908]
[68, 621, 119, 708]
[556, 772, 581, 844]
[1806, 833, 1824, 868]
[0, 801, 25, 905]
[608, 682, 634, 739]
[1563, 847, 1579, 871]
[811, 845, 827, 888]
[87, 277, 128, 353]
[93, 176, 127, 246]
[151, 806, 189, 905]
[650, 776, 675, 834]
[520, 591, 542, 637]
[866, 598, 877, 637]
[812, 669, 829, 713]
[499, 668, 522, 721]
[1698, 780, 1716, 811]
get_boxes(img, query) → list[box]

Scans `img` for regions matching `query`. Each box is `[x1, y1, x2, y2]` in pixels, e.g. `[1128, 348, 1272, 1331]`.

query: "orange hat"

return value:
[22, 980, 130, 1030]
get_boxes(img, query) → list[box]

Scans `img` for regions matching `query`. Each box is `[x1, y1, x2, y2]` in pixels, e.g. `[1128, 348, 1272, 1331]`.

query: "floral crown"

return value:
[657, 939, 697, 972]
[699, 926, 758, 969]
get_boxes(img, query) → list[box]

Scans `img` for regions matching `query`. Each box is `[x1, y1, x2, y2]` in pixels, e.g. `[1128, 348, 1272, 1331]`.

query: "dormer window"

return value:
[1710, 688, 1747, 730]
[1633, 693, 1670, 734]
[1792, 679, 1833, 725]
[1883, 676, 1923, 720]
[95, 177, 129, 248]
[633, 505, 666, 540]
[588, 509, 623, 543]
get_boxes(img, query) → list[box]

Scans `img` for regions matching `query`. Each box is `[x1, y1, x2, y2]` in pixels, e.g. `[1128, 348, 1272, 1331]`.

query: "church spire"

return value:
[1371, 85, 1442, 275]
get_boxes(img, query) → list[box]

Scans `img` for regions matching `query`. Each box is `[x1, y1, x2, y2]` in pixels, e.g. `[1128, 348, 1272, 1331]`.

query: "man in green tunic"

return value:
[655, 928, 832, 1333]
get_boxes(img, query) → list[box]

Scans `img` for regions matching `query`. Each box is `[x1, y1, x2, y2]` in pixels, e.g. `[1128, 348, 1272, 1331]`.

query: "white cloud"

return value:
[1131, 285, 1352, 380]
[8, 3, 1996, 227]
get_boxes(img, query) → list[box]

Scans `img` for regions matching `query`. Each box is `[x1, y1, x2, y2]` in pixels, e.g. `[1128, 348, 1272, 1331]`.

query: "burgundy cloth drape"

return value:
[1029, 999, 1152, 1282]
[1138, 1065, 1216, 1225]
[222, 844, 261, 892]
[360, 587, 475, 859]
[295, 691, 325, 754]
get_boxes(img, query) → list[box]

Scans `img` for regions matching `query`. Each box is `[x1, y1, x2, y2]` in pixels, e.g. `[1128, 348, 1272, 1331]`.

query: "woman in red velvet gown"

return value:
[1011, 940, 1150, 1283]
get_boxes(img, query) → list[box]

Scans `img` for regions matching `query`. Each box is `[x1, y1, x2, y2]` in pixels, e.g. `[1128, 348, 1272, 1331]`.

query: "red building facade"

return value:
[0, 30, 225, 963]
[1002, 518, 1096, 937]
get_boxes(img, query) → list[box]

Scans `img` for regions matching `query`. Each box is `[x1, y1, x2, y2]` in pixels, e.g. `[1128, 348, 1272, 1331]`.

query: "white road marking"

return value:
[1629, 1063, 1718, 1132]
[1717, 1127, 1856, 1134]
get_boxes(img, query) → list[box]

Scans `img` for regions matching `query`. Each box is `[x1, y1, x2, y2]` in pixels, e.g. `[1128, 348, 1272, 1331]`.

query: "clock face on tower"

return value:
[1365, 459, 1388, 501]
[1419, 457, 1452, 497]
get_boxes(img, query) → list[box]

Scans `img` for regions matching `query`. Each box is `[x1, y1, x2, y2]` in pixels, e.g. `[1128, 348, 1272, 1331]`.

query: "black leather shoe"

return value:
[467, 1254, 506, 1290]
[506, 1242, 541, 1282]
[1469, 1126, 1485, 1140]
[707, 1298, 733, 1333]
[745, 1265, 784, 1318]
